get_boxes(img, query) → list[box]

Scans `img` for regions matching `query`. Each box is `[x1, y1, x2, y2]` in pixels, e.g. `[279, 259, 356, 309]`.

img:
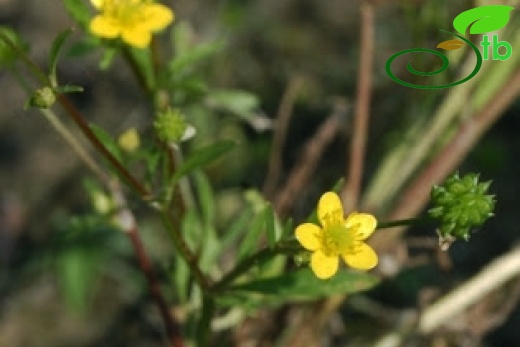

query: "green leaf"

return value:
[56, 248, 100, 312]
[67, 38, 101, 58]
[89, 124, 123, 162]
[194, 171, 215, 226]
[453, 5, 515, 35]
[63, 0, 92, 29]
[193, 171, 222, 271]
[230, 268, 379, 301]
[169, 42, 222, 75]
[172, 250, 190, 302]
[170, 21, 222, 66]
[54, 84, 84, 94]
[49, 28, 74, 87]
[206, 89, 259, 120]
[236, 206, 268, 262]
[0, 26, 28, 68]
[265, 204, 276, 249]
[280, 218, 294, 241]
[129, 47, 155, 90]
[169, 140, 235, 188]
[99, 47, 118, 70]
[220, 207, 254, 252]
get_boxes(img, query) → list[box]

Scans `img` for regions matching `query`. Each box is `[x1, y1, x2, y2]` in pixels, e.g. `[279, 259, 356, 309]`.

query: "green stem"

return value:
[159, 207, 212, 292]
[197, 295, 216, 347]
[121, 45, 153, 96]
[377, 216, 433, 229]
[41, 108, 109, 184]
[0, 31, 49, 85]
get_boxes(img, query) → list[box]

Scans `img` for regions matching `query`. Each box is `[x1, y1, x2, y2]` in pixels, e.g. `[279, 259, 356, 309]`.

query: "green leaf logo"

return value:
[453, 5, 515, 35]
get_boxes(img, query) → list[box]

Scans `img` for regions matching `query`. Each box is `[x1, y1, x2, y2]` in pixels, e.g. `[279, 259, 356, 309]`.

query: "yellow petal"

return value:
[91, 0, 104, 9]
[345, 212, 377, 240]
[295, 223, 322, 251]
[311, 250, 338, 279]
[90, 16, 121, 38]
[318, 192, 344, 227]
[342, 243, 378, 270]
[142, 4, 174, 31]
[121, 27, 152, 48]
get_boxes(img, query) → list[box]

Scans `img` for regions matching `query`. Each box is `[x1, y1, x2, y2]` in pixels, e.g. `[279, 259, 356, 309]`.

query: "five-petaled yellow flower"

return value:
[295, 192, 378, 279]
[89, 0, 174, 48]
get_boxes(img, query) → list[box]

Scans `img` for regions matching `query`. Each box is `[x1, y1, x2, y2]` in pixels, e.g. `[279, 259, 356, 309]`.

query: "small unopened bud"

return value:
[118, 128, 140, 153]
[27, 87, 56, 109]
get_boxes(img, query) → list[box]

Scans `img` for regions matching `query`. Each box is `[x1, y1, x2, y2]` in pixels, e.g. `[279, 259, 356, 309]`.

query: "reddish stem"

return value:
[128, 227, 185, 347]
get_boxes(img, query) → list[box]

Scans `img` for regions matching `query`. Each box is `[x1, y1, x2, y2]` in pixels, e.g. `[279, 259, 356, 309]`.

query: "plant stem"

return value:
[40, 108, 109, 184]
[0, 31, 49, 85]
[122, 45, 153, 96]
[377, 217, 432, 229]
[197, 295, 216, 347]
[111, 185, 184, 347]
[159, 207, 212, 292]
[56, 94, 152, 198]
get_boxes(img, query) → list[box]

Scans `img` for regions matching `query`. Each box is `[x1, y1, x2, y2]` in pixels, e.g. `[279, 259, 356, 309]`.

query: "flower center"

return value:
[323, 223, 355, 255]
[103, 0, 144, 26]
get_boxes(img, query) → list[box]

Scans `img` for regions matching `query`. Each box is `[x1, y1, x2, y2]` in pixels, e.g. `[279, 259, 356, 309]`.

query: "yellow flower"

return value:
[295, 192, 378, 279]
[89, 0, 174, 48]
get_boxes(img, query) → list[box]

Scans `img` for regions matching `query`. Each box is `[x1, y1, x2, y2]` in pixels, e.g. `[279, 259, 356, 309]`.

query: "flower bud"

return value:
[118, 128, 140, 153]
[27, 86, 56, 109]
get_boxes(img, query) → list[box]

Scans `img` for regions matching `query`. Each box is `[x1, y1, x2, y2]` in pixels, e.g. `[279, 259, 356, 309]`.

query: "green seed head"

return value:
[154, 108, 188, 143]
[428, 172, 495, 241]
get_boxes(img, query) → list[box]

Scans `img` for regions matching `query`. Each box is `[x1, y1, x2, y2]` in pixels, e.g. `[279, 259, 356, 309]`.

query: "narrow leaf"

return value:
[169, 140, 235, 187]
[236, 207, 267, 262]
[49, 28, 74, 87]
[280, 218, 294, 240]
[63, 0, 92, 28]
[169, 41, 222, 74]
[57, 249, 99, 312]
[89, 124, 123, 162]
[206, 89, 259, 120]
[194, 171, 215, 226]
[265, 204, 276, 249]
[220, 207, 254, 251]
[230, 268, 379, 300]
[54, 85, 84, 94]
[100, 47, 117, 70]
